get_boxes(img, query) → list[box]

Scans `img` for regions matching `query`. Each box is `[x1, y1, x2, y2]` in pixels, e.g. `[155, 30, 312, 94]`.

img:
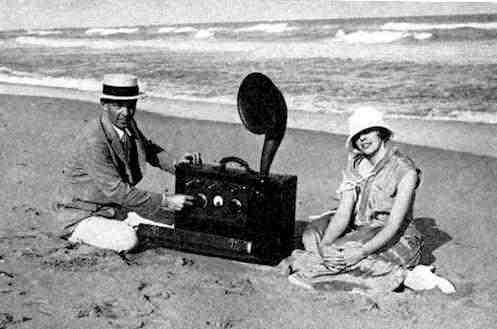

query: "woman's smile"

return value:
[356, 131, 382, 155]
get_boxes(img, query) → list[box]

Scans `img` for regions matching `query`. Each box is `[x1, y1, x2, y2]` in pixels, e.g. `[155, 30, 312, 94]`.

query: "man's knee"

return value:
[69, 217, 138, 252]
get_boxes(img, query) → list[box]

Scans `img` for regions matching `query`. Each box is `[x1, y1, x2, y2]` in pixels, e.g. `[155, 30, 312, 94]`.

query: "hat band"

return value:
[102, 84, 139, 98]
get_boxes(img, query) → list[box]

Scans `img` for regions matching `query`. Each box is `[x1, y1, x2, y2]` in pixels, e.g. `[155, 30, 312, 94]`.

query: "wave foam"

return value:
[156, 26, 198, 34]
[14, 36, 249, 52]
[333, 29, 432, 44]
[15, 36, 167, 49]
[0, 66, 38, 77]
[1, 68, 495, 125]
[16, 36, 115, 48]
[234, 23, 298, 33]
[147, 90, 235, 105]
[194, 29, 215, 39]
[382, 21, 497, 31]
[445, 110, 497, 124]
[0, 67, 100, 91]
[26, 30, 62, 36]
[173, 26, 198, 33]
[85, 27, 140, 35]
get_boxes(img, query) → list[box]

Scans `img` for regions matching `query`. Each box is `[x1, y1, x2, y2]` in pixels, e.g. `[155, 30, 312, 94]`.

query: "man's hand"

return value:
[178, 152, 202, 166]
[162, 194, 194, 211]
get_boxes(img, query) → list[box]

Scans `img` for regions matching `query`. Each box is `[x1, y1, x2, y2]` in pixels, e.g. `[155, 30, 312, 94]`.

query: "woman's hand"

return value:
[341, 245, 367, 267]
[320, 245, 346, 271]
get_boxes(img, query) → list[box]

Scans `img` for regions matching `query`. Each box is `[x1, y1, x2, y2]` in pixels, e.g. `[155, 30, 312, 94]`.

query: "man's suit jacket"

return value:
[53, 111, 176, 232]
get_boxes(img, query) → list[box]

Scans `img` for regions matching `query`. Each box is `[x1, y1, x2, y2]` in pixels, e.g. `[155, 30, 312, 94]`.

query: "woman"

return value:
[289, 107, 426, 292]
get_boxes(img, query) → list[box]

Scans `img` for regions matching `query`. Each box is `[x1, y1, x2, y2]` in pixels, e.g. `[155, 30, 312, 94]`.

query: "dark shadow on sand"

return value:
[413, 217, 452, 265]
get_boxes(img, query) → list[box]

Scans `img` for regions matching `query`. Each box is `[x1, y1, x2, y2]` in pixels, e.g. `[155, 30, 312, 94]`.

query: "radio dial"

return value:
[229, 199, 243, 213]
[195, 193, 208, 208]
[213, 195, 224, 207]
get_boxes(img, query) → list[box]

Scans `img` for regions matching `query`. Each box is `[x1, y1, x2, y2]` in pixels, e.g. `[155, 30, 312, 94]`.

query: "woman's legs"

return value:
[302, 215, 332, 254]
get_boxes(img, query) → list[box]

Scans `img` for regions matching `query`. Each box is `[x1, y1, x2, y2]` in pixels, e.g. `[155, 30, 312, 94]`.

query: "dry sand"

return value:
[0, 94, 496, 328]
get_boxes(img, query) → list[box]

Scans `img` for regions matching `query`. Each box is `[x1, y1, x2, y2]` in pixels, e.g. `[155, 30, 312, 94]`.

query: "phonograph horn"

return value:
[237, 72, 287, 176]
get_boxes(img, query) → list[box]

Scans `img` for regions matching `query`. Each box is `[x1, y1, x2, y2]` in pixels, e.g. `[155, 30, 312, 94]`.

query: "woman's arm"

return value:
[360, 169, 418, 256]
[320, 190, 355, 246]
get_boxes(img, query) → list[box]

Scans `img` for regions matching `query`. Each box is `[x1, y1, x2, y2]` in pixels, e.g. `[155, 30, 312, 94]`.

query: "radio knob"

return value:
[229, 199, 242, 213]
[195, 193, 208, 208]
[213, 195, 224, 207]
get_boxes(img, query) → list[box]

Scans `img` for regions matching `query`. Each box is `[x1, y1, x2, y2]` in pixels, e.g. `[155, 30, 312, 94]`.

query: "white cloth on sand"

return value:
[69, 212, 173, 252]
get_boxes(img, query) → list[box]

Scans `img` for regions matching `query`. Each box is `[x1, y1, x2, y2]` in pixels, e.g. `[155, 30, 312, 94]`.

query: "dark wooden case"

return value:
[137, 159, 297, 265]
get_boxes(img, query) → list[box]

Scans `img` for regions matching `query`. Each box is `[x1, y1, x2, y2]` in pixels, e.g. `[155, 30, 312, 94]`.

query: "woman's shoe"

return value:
[404, 265, 456, 294]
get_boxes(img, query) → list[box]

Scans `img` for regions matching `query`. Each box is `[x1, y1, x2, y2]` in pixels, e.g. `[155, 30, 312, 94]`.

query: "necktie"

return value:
[121, 131, 132, 161]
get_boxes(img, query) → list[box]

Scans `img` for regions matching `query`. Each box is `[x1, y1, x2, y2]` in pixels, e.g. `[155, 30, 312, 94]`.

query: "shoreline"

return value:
[0, 83, 495, 158]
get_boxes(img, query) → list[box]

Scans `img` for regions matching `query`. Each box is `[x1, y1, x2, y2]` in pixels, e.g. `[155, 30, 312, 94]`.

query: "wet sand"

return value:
[0, 94, 496, 328]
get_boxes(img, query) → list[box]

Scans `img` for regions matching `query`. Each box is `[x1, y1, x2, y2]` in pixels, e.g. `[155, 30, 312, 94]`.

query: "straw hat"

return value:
[100, 73, 144, 100]
[346, 106, 392, 151]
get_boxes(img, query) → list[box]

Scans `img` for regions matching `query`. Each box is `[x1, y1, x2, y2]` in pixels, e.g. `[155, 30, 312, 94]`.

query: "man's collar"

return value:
[112, 125, 125, 139]
[112, 124, 132, 140]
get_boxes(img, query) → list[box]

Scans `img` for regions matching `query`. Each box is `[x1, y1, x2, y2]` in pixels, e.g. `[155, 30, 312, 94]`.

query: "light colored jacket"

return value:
[53, 111, 175, 233]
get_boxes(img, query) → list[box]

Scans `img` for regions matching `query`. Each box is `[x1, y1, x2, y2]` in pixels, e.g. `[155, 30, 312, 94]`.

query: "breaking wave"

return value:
[85, 27, 140, 35]
[156, 26, 197, 34]
[26, 30, 62, 36]
[0, 65, 495, 124]
[14, 36, 248, 52]
[234, 23, 299, 33]
[333, 29, 432, 44]
[0, 66, 100, 91]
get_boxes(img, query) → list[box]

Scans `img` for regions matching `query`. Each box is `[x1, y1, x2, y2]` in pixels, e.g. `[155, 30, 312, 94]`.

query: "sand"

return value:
[0, 93, 496, 328]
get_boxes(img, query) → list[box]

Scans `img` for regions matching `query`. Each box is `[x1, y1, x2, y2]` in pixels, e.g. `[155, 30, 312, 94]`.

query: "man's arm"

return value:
[143, 139, 202, 173]
[143, 140, 176, 173]
[85, 139, 163, 217]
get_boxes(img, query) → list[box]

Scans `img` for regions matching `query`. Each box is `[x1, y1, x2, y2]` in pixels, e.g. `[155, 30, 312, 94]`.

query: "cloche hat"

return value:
[100, 73, 144, 100]
[346, 106, 393, 151]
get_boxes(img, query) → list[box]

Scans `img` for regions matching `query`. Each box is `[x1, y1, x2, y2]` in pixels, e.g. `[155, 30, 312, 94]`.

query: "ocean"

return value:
[1, 13, 497, 124]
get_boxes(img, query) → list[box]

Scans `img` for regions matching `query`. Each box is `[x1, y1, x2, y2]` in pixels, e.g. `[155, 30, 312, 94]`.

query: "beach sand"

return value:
[0, 93, 496, 328]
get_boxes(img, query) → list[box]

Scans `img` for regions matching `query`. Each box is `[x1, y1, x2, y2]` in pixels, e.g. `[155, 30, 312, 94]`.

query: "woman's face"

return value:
[354, 128, 383, 155]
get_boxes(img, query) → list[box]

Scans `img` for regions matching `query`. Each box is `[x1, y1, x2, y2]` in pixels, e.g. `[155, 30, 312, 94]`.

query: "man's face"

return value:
[353, 128, 383, 156]
[104, 100, 137, 129]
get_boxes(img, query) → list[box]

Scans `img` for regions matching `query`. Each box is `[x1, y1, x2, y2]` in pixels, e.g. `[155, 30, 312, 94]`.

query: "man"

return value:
[53, 73, 201, 251]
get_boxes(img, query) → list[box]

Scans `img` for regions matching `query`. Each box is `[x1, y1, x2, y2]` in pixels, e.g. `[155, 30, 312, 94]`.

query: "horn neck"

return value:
[260, 128, 285, 176]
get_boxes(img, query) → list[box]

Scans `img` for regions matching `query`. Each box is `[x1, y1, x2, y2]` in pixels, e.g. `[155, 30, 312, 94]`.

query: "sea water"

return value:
[1, 14, 497, 124]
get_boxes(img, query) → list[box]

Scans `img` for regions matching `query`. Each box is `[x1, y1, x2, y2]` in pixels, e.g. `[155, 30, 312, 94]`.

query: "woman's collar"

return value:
[352, 142, 395, 177]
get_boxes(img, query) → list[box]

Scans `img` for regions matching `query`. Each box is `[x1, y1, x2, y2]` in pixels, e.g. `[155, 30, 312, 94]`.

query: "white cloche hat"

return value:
[346, 106, 393, 151]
